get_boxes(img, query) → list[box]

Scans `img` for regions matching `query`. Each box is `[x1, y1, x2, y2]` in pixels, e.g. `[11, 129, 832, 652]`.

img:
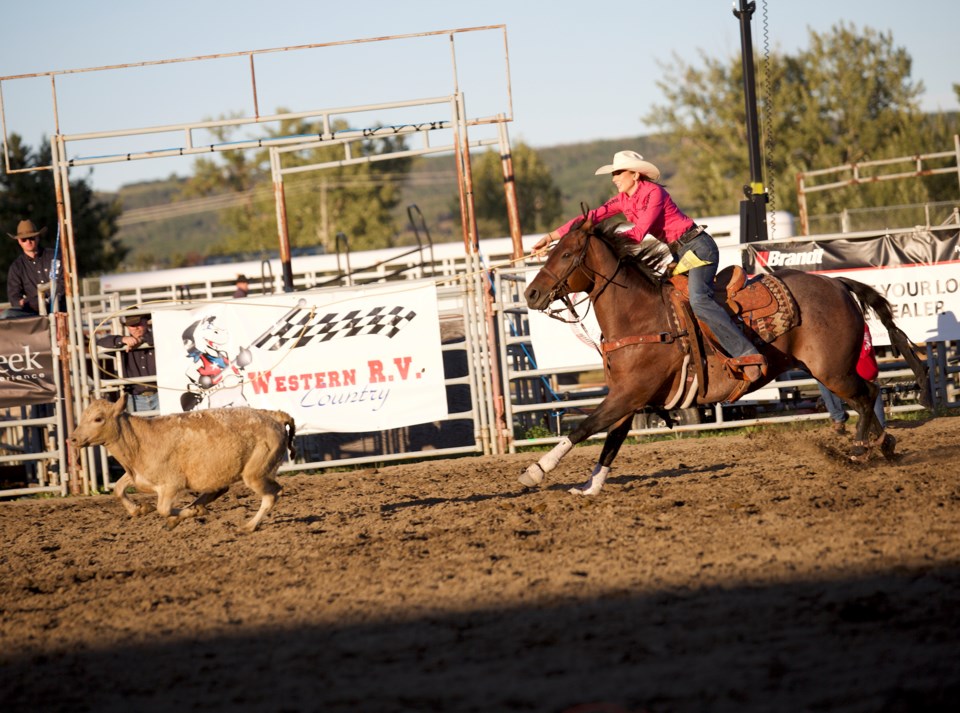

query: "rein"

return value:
[538, 228, 686, 355]
[541, 231, 628, 323]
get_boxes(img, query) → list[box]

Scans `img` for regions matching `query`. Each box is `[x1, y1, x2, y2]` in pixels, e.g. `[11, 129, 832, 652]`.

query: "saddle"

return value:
[668, 265, 800, 401]
[670, 265, 798, 342]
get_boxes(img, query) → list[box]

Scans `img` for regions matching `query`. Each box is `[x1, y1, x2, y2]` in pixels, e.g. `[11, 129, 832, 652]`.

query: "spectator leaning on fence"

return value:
[3, 219, 65, 319]
[96, 315, 159, 412]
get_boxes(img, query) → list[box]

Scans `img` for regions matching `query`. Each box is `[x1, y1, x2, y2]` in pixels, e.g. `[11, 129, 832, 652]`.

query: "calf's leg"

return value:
[113, 472, 156, 517]
[243, 476, 283, 532]
[185, 487, 229, 516]
[155, 485, 192, 530]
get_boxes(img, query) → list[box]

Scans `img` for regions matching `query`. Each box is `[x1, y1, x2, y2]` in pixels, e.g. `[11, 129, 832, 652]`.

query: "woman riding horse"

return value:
[522, 220, 930, 495]
[532, 150, 766, 383]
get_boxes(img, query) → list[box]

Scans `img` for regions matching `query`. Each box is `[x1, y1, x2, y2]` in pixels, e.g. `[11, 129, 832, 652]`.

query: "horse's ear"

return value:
[580, 202, 593, 231]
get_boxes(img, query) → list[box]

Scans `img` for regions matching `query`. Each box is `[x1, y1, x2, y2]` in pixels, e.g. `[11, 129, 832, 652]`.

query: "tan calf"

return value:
[70, 394, 296, 531]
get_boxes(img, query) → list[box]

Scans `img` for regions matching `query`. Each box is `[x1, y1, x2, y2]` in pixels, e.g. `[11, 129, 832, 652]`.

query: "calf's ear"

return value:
[115, 392, 128, 414]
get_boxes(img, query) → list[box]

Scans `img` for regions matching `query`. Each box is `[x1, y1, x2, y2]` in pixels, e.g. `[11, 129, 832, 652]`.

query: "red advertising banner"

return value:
[0, 316, 57, 407]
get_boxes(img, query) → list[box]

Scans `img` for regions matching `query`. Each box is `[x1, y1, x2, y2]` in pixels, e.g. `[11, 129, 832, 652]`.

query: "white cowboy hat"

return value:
[594, 150, 661, 181]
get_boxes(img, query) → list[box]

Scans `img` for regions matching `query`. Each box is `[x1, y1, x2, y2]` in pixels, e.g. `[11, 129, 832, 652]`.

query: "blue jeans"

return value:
[132, 392, 159, 412]
[682, 233, 758, 359]
[818, 382, 885, 428]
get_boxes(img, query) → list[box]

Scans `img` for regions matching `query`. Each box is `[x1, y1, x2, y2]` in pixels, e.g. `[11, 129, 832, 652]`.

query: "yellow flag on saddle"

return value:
[672, 249, 713, 275]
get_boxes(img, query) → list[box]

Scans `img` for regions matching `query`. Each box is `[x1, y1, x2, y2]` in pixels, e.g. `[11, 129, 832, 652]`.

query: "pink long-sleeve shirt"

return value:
[556, 180, 696, 245]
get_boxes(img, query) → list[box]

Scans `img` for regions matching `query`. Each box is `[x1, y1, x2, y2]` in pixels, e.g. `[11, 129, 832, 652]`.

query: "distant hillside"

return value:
[107, 134, 685, 270]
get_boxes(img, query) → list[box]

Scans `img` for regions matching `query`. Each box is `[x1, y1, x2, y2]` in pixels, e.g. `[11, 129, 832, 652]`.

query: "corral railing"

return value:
[797, 134, 960, 235]
[0, 312, 68, 497]
[4, 223, 959, 498]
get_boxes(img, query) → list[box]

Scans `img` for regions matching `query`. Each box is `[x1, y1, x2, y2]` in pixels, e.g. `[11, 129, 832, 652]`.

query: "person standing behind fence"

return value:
[233, 274, 249, 298]
[3, 219, 64, 319]
[817, 382, 886, 434]
[96, 315, 158, 412]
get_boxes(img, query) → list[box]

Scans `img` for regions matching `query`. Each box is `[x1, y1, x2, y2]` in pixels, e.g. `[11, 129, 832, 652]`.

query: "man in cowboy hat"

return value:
[96, 314, 158, 412]
[3, 219, 64, 319]
[233, 274, 249, 298]
[531, 150, 766, 383]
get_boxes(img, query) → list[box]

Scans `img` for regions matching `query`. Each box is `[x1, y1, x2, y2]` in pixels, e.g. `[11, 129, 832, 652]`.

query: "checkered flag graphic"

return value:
[252, 299, 417, 351]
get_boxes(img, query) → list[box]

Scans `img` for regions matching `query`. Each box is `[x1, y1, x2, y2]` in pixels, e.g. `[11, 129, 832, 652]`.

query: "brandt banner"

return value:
[746, 229, 960, 345]
[0, 316, 57, 407]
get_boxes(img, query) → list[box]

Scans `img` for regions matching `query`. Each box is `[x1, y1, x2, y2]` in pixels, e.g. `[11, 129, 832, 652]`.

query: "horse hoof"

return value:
[880, 433, 897, 459]
[848, 442, 868, 462]
[519, 464, 544, 488]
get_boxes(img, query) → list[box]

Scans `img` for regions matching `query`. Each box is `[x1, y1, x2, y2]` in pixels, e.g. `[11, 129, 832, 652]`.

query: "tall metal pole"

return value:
[269, 147, 295, 292]
[733, 0, 769, 243]
[497, 115, 523, 260]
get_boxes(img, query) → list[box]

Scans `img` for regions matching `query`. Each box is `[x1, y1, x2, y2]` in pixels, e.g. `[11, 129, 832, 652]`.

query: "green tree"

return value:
[183, 113, 411, 255]
[645, 22, 951, 221]
[462, 142, 563, 238]
[1, 134, 124, 297]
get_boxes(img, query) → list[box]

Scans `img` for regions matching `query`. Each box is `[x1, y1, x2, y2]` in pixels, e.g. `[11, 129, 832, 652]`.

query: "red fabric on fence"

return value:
[856, 324, 879, 381]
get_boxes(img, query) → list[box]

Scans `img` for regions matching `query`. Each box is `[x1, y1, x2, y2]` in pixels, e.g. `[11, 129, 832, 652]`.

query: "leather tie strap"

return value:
[602, 332, 681, 354]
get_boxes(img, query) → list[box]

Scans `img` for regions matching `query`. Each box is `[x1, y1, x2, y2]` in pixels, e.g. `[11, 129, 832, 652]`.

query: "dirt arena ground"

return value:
[2, 414, 960, 713]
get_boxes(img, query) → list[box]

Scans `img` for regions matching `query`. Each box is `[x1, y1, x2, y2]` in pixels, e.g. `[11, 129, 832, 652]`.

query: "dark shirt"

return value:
[6, 246, 65, 314]
[96, 327, 157, 395]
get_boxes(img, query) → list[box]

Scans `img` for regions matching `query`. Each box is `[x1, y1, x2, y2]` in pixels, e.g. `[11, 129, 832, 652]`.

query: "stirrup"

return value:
[731, 354, 767, 382]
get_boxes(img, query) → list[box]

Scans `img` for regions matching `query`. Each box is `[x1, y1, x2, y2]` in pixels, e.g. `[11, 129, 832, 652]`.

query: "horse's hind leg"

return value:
[847, 381, 895, 458]
[569, 415, 633, 496]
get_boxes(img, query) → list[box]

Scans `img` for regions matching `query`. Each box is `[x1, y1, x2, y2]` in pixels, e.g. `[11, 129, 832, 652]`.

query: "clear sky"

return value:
[2, 0, 958, 192]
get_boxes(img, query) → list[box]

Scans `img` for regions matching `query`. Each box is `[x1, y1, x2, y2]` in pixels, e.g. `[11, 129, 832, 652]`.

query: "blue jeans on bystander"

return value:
[818, 382, 885, 429]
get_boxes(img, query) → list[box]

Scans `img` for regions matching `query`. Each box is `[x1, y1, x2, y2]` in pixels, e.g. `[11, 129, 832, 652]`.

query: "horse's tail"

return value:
[835, 276, 932, 408]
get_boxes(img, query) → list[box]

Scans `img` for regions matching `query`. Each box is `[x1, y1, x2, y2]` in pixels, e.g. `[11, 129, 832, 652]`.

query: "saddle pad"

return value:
[748, 275, 799, 343]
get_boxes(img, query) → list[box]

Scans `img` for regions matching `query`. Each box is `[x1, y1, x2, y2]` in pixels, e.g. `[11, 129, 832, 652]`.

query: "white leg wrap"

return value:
[569, 463, 610, 496]
[519, 437, 573, 487]
[539, 437, 573, 472]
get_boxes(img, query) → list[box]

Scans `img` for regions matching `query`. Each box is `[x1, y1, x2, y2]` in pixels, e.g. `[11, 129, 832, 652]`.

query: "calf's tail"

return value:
[271, 410, 298, 461]
[836, 276, 932, 408]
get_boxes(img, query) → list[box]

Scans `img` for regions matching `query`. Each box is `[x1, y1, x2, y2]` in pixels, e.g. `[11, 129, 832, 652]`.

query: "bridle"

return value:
[539, 230, 628, 323]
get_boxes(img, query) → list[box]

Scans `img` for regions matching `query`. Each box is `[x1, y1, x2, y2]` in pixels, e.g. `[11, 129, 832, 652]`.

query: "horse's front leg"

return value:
[568, 414, 633, 496]
[519, 395, 637, 488]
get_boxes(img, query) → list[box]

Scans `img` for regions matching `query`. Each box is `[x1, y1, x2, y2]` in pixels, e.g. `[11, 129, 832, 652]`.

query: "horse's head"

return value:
[524, 219, 597, 311]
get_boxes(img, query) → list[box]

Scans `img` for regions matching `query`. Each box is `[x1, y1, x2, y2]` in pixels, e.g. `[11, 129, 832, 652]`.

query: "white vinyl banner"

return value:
[821, 264, 960, 345]
[152, 284, 448, 434]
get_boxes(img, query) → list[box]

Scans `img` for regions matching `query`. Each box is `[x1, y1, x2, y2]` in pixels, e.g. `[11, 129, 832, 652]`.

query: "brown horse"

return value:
[520, 218, 930, 494]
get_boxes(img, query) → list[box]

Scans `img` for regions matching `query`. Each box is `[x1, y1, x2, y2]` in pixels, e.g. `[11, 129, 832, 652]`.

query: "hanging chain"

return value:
[761, 0, 777, 238]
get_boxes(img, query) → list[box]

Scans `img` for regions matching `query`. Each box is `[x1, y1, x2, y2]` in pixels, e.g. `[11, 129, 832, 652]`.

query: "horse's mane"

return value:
[577, 219, 671, 288]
